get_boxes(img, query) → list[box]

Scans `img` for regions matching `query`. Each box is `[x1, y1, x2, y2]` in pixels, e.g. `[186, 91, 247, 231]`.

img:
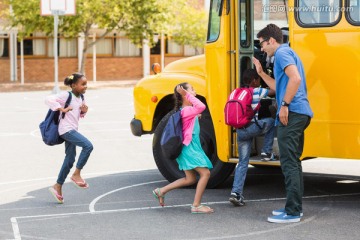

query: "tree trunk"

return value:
[195, 47, 199, 55]
[79, 25, 92, 74]
[80, 34, 88, 74]
[79, 28, 111, 74]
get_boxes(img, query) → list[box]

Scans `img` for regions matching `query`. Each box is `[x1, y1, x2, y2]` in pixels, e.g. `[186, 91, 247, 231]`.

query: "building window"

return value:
[184, 45, 204, 56]
[114, 33, 140, 57]
[48, 38, 77, 57]
[17, 38, 35, 56]
[167, 39, 182, 55]
[150, 36, 204, 56]
[15, 32, 76, 58]
[18, 32, 47, 57]
[6, 30, 200, 58]
[151, 40, 161, 55]
[0, 34, 9, 58]
[87, 32, 140, 57]
[93, 37, 113, 56]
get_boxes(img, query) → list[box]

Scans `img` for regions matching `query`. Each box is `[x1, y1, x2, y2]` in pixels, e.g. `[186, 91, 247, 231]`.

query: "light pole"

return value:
[51, 10, 64, 93]
[40, 0, 76, 93]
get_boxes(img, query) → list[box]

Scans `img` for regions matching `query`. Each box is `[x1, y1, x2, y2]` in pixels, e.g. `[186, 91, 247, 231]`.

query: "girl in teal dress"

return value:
[152, 83, 214, 214]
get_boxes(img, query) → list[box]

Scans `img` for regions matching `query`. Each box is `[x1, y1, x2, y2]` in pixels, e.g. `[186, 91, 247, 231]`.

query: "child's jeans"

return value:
[231, 118, 275, 194]
[57, 130, 93, 185]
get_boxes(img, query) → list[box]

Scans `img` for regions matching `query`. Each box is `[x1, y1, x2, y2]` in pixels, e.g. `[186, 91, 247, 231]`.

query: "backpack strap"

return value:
[61, 92, 72, 119]
[250, 87, 263, 129]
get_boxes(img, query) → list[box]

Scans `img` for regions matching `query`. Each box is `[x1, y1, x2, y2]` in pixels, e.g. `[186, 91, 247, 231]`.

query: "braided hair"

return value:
[64, 73, 85, 87]
[174, 82, 189, 111]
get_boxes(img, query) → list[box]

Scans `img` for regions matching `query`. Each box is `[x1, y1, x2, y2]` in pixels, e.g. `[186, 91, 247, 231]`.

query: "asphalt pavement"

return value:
[0, 86, 359, 240]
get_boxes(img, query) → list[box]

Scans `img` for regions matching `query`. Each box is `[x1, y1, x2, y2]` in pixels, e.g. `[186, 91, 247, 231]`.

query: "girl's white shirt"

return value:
[45, 91, 86, 135]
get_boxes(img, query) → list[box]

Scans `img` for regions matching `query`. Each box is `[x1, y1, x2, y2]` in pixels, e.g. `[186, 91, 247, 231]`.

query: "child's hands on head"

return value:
[176, 85, 187, 96]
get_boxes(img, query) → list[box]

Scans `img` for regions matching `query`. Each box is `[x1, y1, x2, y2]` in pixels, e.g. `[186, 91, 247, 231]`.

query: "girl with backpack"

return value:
[152, 83, 214, 214]
[46, 73, 93, 204]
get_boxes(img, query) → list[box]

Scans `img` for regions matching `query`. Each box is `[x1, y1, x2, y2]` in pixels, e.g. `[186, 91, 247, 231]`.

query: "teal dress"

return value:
[176, 117, 213, 170]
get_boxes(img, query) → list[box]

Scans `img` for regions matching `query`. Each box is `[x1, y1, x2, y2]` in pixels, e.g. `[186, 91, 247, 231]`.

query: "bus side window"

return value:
[281, 27, 289, 45]
[296, 0, 341, 26]
[350, 6, 360, 22]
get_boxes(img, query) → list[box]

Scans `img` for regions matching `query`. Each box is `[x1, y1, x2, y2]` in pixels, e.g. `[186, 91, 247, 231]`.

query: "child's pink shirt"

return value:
[181, 93, 206, 146]
[45, 91, 86, 135]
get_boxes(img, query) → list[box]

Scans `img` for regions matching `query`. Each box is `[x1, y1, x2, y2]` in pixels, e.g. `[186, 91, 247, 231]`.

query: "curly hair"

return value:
[64, 73, 85, 86]
[243, 69, 260, 86]
[174, 82, 189, 111]
[257, 23, 283, 44]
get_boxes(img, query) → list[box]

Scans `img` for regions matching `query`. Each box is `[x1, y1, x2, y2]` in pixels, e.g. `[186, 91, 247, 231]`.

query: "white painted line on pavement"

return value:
[185, 215, 318, 240]
[89, 180, 167, 212]
[10, 192, 360, 240]
[10, 217, 20, 240]
[0, 169, 157, 186]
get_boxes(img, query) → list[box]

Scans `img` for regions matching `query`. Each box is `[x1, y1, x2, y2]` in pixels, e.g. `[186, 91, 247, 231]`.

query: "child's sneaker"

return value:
[270, 152, 279, 161]
[267, 212, 301, 223]
[229, 192, 245, 206]
[261, 152, 272, 161]
[272, 208, 303, 217]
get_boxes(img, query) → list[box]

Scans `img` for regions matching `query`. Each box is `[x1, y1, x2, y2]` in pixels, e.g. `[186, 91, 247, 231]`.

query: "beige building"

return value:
[0, 0, 289, 83]
[0, 1, 205, 83]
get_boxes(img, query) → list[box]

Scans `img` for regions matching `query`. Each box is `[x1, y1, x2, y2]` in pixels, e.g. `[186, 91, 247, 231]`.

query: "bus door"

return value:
[229, 0, 254, 162]
[205, 0, 236, 162]
[231, 1, 291, 162]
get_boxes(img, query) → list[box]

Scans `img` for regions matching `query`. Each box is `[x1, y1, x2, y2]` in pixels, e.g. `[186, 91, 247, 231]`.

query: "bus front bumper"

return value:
[130, 118, 143, 136]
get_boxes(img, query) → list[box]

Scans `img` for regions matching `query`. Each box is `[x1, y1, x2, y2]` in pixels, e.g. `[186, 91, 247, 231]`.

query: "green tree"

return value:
[162, 0, 208, 55]
[3, 0, 166, 73]
[2, 0, 207, 74]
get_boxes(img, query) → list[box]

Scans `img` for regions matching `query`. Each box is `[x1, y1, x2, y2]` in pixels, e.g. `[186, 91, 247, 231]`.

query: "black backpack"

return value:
[160, 111, 183, 159]
[39, 92, 83, 146]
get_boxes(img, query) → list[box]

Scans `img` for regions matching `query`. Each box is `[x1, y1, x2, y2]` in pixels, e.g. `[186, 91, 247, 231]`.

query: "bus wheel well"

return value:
[152, 95, 174, 132]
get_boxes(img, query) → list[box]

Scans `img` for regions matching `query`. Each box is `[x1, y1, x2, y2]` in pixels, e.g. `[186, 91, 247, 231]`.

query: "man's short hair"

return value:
[257, 23, 283, 44]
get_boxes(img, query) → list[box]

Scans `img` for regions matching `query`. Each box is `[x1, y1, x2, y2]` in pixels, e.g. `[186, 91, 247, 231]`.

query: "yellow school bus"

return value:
[130, 0, 360, 187]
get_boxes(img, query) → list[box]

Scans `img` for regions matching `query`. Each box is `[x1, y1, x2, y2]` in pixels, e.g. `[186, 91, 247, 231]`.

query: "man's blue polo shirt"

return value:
[273, 44, 313, 125]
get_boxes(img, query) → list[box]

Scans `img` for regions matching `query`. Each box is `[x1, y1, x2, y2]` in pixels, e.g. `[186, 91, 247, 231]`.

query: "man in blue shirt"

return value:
[253, 24, 313, 223]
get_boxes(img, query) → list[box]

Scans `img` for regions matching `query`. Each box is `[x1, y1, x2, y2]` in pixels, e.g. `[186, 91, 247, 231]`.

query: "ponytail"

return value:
[64, 73, 85, 86]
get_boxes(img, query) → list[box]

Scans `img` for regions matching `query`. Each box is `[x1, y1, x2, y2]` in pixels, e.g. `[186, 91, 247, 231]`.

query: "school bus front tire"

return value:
[152, 109, 235, 189]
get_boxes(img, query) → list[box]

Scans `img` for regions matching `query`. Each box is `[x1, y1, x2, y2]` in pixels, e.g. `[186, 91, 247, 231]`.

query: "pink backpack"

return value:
[224, 87, 260, 128]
